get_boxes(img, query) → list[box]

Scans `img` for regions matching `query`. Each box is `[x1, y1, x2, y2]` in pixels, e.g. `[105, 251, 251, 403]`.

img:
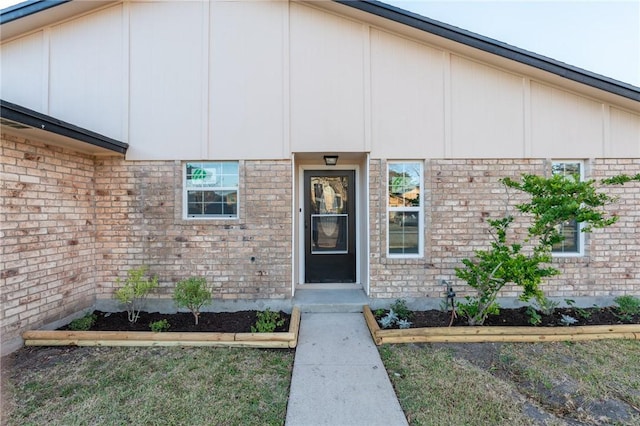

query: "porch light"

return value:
[324, 155, 338, 166]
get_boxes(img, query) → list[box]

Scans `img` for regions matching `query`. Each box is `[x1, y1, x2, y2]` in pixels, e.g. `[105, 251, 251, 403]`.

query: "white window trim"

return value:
[551, 160, 585, 257]
[183, 161, 239, 220]
[387, 160, 424, 258]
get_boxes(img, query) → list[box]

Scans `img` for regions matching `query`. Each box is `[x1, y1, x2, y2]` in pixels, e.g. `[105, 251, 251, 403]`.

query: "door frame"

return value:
[297, 164, 361, 286]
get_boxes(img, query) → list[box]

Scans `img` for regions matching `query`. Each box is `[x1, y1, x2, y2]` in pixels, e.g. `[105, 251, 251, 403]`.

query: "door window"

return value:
[310, 176, 349, 254]
[387, 161, 423, 257]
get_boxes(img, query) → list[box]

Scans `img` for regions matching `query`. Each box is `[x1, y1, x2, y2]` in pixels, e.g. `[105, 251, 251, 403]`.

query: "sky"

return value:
[1, 0, 638, 87]
[386, 0, 640, 87]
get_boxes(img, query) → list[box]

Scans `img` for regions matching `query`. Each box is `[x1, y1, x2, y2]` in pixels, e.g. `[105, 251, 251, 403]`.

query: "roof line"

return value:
[335, 0, 640, 102]
[0, 0, 70, 25]
[1, 100, 128, 154]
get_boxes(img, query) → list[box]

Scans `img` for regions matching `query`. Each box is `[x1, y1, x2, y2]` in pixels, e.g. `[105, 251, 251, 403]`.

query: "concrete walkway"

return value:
[285, 313, 408, 426]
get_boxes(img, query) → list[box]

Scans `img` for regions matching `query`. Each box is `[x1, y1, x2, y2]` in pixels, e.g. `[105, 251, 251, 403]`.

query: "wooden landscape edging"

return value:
[362, 306, 640, 345]
[23, 306, 301, 349]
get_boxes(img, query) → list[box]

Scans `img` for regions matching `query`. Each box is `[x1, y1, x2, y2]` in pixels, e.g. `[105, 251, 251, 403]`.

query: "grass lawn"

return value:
[4, 338, 639, 425]
[3, 346, 294, 426]
[381, 339, 640, 425]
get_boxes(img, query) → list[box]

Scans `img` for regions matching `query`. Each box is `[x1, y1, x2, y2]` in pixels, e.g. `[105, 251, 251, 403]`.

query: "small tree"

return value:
[115, 266, 158, 323]
[173, 277, 212, 325]
[501, 174, 618, 246]
[455, 217, 558, 325]
[455, 172, 634, 326]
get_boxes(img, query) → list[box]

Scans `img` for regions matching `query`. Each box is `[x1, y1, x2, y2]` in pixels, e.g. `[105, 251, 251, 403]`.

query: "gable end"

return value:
[336, 0, 640, 103]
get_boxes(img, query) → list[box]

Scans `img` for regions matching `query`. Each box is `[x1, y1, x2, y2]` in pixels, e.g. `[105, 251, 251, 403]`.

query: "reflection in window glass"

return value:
[388, 162, 422, 256]
[310, 177, 348, 215]
[551, 161, 583, 255]
[311, 214, 348, 253]
[185, 162, 239, 219]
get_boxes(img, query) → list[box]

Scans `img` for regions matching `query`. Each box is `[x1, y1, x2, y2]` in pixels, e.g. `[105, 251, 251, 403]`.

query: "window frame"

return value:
[551, 160, 585, 257]
[183, 161, 239, 220]
[386, 160, 424, 258]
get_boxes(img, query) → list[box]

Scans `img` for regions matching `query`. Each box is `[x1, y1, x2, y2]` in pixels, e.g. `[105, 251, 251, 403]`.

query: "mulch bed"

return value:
[377, 306, 639, 328]
[60, 310, 291, 333]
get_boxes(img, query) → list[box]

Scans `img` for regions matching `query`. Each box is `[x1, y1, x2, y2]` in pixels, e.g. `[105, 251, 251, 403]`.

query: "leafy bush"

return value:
[251, 309, 285, 333]
[534, 296, 559, 316]
[613, 295, 640, 321]
[565, 299, 593, 319]
[560, 314, 578, 326]
[68, 313, 97, 331]
[525, 306, 542, 326]
[378, 308, 413, 329]
[455, 173, 625, 326]
[379, 309, 399, 329]
[115, 266, 158, 323]
[457, 296, 500, 325]
[390, 299, 413, 321]
[173, 277, 212, 325]
[397, 319, 412, 329]
[149, 319, 170, 333]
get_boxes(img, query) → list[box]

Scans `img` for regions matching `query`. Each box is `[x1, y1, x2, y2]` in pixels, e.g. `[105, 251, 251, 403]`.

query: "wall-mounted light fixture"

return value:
[324, 155, 338, 166]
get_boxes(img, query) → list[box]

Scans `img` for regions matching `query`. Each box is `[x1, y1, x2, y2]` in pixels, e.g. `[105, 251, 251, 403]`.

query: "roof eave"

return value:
[0, 0, 70, 25]
[1, 0, 117, 41]
[1, 100, 128, 155]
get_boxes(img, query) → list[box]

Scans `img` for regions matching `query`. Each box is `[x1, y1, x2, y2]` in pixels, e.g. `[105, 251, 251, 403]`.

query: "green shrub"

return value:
[534, 296, 559, 316]
[457, 296, 500, 324]
[378, 309, 413, 329]
[379, 310, 398, 329]
[251, 309, 285, 333]
[565, 299, 593, 319]
[525, 306, 542, 326]
[390, 299, 413, 321]
[115, 266, 158, 323]
[173, 277, 212, 325]
[149, 319, 170, 333]
[68, 313, 97, 331]
[560, 314, 578, 326]
[614, 295, 640, 321]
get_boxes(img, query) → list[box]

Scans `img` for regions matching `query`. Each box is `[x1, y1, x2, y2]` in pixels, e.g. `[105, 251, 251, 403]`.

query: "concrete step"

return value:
[293, 288, 369, 313]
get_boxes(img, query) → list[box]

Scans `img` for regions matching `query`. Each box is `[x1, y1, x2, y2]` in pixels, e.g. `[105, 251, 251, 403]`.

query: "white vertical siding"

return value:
[1, 31, 45, 111]
[49, 5, 124, 140]
[209, 1, 286, 160]
[128, 1, 206, 160]
[1, 1, 638, 160]
[530, 82, 604, 158]
[450, 56, 525, 158]
[370, 29, 445, 159]
[609, 108, 640, 157]
[289, 3, 366, 153]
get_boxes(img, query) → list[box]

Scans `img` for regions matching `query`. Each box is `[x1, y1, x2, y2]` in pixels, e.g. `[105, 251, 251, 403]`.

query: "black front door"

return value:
[304, 170, 356, 283]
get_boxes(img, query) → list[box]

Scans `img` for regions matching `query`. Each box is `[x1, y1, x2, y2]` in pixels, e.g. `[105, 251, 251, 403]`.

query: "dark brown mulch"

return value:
[60, 310, 291, 333]
[377, 306, 639, 328]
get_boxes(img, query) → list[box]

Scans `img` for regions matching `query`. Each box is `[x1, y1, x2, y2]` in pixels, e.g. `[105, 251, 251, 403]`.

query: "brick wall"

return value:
[1, 142, 293, 352]
[582, 159, 640, 296]
[368, 158, 640, 301]
[2, 134, 638, 354]
[93, 159, 292, 302]
[1, 134, 97, 353]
